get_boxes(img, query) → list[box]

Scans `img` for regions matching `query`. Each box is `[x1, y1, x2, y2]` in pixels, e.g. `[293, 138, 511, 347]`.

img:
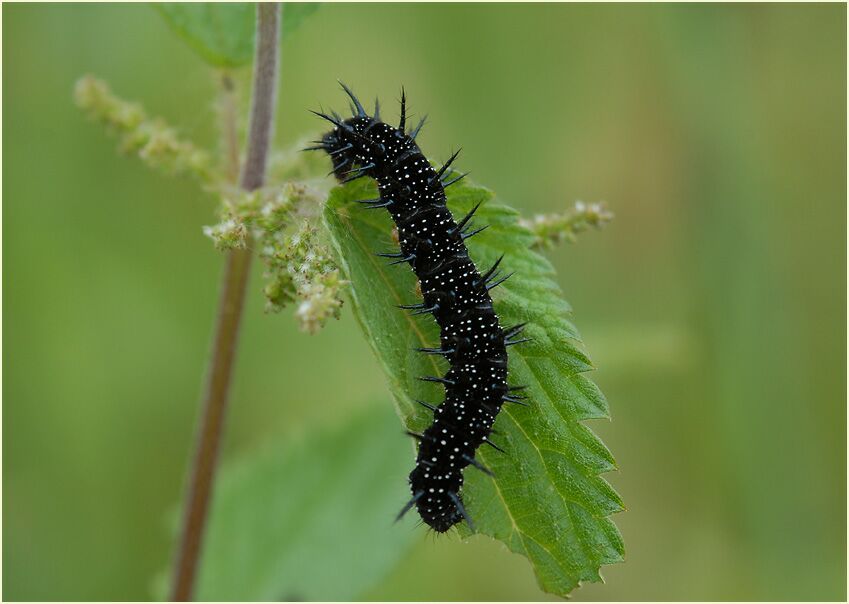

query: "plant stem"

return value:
[240, 4, 280, 193]
[170, 4, 281, 601]
[219, 71, 241, 184]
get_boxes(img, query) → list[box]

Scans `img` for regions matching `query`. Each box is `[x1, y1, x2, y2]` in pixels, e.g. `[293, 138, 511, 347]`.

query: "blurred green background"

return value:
[3, 3, 846, 601]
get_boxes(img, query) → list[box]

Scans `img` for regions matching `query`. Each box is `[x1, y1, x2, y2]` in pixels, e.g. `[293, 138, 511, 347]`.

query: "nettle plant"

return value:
[76, 4, 621, 601]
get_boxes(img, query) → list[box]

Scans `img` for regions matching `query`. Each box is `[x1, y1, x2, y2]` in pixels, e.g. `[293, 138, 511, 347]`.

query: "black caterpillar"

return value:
[309, 83, 528, 533]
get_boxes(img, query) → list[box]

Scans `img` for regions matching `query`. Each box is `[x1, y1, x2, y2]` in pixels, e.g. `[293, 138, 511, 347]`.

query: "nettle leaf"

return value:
[323, 177, 624, 597]
[280, 3, 320, 38]
[191, 405, 419, 601]
[156, 3, 319, 68]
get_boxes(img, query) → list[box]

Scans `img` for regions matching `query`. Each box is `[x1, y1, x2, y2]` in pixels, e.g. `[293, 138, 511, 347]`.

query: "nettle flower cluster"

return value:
[74, 75, 213, 180]
[519, 201, 614, 249]
[75, 75, 343, 334]
[203, 183, 344, 333]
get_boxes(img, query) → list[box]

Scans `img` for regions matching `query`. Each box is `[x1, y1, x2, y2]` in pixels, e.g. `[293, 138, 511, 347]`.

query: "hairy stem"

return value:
[171, 4, 281, 601]
[240, 4, 280, 192]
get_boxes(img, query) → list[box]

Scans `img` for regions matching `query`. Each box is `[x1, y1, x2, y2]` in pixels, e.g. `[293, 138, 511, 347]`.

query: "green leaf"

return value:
[281, 3, 320, 38]
[323, 177, 624, 597]
[192, 405, 419, 601]
[156, 3, 319, 68]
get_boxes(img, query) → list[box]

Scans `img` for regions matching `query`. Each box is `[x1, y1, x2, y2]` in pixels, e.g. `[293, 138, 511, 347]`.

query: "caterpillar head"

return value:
[312, 83, 421, 182]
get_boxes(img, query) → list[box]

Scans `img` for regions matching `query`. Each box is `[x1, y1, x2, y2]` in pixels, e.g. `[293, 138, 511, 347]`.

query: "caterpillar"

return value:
[309, 83, 528, 533]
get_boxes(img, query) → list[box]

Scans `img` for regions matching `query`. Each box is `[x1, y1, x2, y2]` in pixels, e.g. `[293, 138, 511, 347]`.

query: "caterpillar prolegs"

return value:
[309, 84, 528, 533]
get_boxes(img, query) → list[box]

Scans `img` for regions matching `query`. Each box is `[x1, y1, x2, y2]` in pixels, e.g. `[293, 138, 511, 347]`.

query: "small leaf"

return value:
[281, 3, 320, 38]
[156, 3, 319, 68]
[190, 405, 419, 601]
[323, 177, 624, 597]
